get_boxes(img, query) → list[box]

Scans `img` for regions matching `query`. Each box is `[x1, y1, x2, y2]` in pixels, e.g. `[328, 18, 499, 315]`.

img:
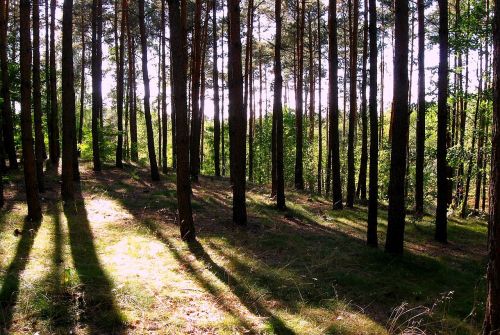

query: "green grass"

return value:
[0, 165, 487, 334]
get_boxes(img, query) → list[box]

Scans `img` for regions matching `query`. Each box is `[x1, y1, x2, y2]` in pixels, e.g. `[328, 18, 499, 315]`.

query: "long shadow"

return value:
[141, 219, 295, 334]
[0, 218, 42, 331]
[63, 187, 125, 334]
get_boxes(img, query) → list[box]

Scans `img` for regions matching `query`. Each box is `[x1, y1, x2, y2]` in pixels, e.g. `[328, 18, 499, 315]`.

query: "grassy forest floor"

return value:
[0, 163, 488, 334]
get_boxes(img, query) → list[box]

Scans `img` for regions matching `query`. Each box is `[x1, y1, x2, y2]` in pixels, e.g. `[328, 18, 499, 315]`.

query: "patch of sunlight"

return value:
[85, 198, 133, 226]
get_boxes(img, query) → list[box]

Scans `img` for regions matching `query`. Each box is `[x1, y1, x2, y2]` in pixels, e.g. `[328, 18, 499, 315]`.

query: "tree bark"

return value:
[78, 13, 85, 156]
[329, 0, 343, 210]
[366, 0, 378, 247]
[61, 0, 77, 200]
[317, 0, 322, 195]
[116, 0, 126, 168]
[483, 0, 499, 329]
[138, 0, 160, 181]
[49, 0, 60, 165]
[295, 0, 305, 190]
[91, 0, 102, 171]
[385, 0, 409, 254]
[32, 0, 44, 192]
[167, 0, 195, 241]
[274, 0, 285, 210]
[435, 0, 449, 243]
[19, 0, 42, 220]
[161, 0, 168, 174]
[213, 0, 221, 177]
[228, 0, 247, 225]
[415, 0, 425, 215]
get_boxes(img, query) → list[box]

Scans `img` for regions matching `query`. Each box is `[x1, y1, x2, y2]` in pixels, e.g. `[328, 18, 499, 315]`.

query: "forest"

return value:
[0, 0, 499, 333]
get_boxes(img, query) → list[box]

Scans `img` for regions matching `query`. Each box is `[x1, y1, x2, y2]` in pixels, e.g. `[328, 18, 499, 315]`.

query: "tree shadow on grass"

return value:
[63, 187, 125, 334]
[0, 218, 42, 331]
[141, 218, 296, 334]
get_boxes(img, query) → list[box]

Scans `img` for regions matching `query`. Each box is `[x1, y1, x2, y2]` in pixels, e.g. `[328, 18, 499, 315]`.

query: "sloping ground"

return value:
[0, 164, 487, 334]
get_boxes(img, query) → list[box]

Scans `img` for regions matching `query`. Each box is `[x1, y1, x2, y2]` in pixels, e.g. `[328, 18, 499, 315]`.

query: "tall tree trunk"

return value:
[61, 0, 77, 200]
[161, 0, 168, 173]
[167, 0, 195, 240]
[116, 0, 126, 168]
[78, 13, 85, 156]
[91, 0, 102, 171]
[385, 0, 409, 254]
[356, 0, 368, 201]
[189, 0, 203, 182]
[346, 0, 359, 207]
[213, 0, 221, 177]
[0, 0, 17, 169]
[199, 6, 210, 172]
[19, 0, 42, 220]
[244, 0, 254, 182]
[317, 0, 322, 195]
[483, 0, 499, 329]
[367, 0, 378, 246]
[32, 0, 44, 191]
[415, 0, 426, 215]
[115, 0, 128, 169]
[228, 0, 247, 224]
[49, 0, 60, 165]
[274, 0, 285, 210]
[221, 11, 226, 176]
[329, 0, 343, 209]
[435, 0, 449, 243]
[138, 0, 160, 181]
[295, 0, 305, 190]
[128, 23, 138, 162]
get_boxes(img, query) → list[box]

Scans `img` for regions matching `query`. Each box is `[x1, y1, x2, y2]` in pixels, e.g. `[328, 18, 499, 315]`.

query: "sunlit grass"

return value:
[0, 165, 487, 334]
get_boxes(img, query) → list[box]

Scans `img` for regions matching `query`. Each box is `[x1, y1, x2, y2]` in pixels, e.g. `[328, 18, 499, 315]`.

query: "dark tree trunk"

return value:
[32, 0, 44, 192]
[161, 0, 168, 174]
[295, 0, 305, 190]
[49, 0, 60, 166]
[138, 0, 160, 181]
[199, 7, 210, 172]
[435, 0, 449, 243]
[0, 0, 17, 169]
[244, 0, 254, 182]
[19, 0, 42, 220]
[329, 0, 343, 210]
[116, 0, 126, 168]
[385, 0, 409, 254]
[317, 0, 322, 195]
[483, 0, 499, 329]
[274, 0, 285, 210]
[167, 0, 195, 241]
[228, 0, 247, 225]
[367, 0, 378, 247]
[61, 0, 76, 200]
[190, 0, 203, 182]
[415, 0, 425, 215]
[213, 0, 221, 177]
[221, 10, 226, 176]
[356, 0, 368, 201]
[127, 18, 138, 163]
[91, 0, 102, 171]
[78, 14, 85, 156]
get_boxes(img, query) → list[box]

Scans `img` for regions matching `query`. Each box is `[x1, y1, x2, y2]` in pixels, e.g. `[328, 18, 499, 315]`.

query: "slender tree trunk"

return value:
[435, 0, 449, 243]
[91, 0, 102, 171]
[294, 0, 305, 190]
[19, 0, 42, 220]
[116, 0, 126, 168]
[32, 0, 44, 192]
[189, 0, 203, 182]
[138, 0, 160, 181]
[49, 0, 60, 165]
[274, 0, 285, 210]
[317, 0, 322, 195]
[213, 0, 221, 177]
[356, 0, 368, 201]
[167, 0, 195, 240]
[0, 0, 17, 169]
[308, 12, 315, 144]
[329, 0, 343, 209]
[415, 0, 426, 215]
[78, 14, 85, 156]
[128, 22, 138, 162]
[161, 0, 168, 173]
[346, 0, 359, 207]
[221, 11, 226, 176]
[385, 0, 409, 254]
[483, 0, 499, 329]
[61, 0, 77, 200]
[367, 0, 378, 247]
[228, 0, 247, 225]
[199, 6, 210, 172]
